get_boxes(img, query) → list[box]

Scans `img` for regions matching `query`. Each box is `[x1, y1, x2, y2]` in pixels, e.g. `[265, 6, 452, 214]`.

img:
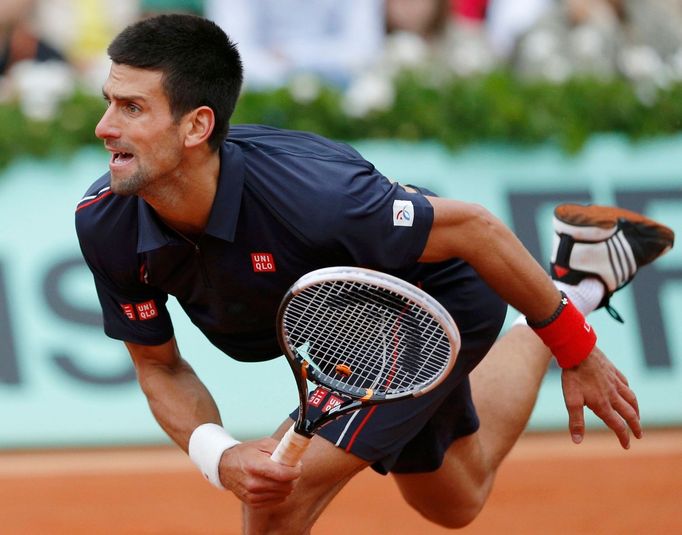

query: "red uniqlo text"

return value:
[135, 300, 158, 321]
[322, 395, 343, 413]
[121, 304, 136, 320]
[251, 252, 276, 272]
[308, 387, 327, 408]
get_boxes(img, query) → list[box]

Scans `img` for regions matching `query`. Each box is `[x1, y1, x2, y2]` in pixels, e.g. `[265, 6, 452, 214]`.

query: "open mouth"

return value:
[111, 152, 134, 166]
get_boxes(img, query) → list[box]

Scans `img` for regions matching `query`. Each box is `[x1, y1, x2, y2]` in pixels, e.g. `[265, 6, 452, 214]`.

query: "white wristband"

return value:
[188, 423, 240, 490]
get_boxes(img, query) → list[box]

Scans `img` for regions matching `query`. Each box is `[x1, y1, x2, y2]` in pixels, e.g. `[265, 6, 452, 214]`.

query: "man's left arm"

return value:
[419, 196, 641, 448]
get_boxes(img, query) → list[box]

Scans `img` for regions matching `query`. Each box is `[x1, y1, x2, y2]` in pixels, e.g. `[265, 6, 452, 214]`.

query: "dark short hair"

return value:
[108, 14, 243, 150]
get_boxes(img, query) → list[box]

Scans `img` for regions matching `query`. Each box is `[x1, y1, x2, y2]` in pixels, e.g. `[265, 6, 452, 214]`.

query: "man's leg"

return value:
[394, 204, 675, 528]
[242, 420, 370, 535]
[394, 325, 551, 528]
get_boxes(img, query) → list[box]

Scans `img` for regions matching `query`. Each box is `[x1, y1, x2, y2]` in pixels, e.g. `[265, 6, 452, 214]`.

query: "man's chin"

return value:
[110, 175, 142, 196]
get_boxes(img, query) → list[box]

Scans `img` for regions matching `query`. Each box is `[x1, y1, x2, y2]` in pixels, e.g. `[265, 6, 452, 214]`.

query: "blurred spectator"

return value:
[342, 0, 498, 119]
[623, 0, 682, 59]
[451, 0, 488, 23]
[485, 0, 553, 59]
[205, 0, 385, 90]
[33, 0, 137, 90]
[383, 0, 496, 77]
[511, 0, 623, 82]
[510, 0, 682, 96]
[618, 0, 682, 88]
[0, 0, 75, 121]
[0, 0, 66, 76]
[386, 0, 449, 40]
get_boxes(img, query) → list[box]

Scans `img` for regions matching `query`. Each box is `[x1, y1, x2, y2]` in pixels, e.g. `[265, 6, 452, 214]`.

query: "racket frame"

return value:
[276, 266, 460, 438]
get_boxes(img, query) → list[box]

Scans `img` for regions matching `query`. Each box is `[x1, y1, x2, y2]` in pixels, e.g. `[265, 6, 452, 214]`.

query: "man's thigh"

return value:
[243, 419, 371, 534]
[391, 430, 492, 527]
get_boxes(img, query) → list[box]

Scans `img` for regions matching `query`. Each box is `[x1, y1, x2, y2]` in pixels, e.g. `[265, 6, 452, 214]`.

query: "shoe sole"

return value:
[554, 203, 675, 246]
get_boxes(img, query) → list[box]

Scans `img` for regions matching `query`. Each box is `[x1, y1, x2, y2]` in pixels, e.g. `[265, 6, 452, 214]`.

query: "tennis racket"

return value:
[271, 266, 460, 466]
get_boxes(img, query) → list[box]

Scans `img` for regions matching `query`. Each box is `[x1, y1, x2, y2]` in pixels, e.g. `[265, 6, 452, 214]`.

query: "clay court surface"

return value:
[1, 429, 680, 534]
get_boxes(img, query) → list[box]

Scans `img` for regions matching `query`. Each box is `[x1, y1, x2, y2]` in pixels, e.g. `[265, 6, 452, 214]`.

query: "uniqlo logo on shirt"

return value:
[308, 387, 328, 408]
[121, 304, 136, 320]
[251, 252, 276, 272]
[135, 300, 159, 320]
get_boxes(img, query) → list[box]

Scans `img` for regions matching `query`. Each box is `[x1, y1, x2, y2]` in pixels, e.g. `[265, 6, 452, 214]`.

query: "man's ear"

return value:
[184, 106, 215, 148]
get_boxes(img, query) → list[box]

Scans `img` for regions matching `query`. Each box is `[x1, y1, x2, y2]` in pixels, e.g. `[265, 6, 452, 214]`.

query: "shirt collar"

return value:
[204, 141, 244, 242]
[136, 141, 245, 253]
[137, 199, 172, 252]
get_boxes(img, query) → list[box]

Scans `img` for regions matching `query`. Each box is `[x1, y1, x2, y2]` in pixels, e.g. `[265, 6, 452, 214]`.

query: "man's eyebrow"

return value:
[101, 88, 148, 102]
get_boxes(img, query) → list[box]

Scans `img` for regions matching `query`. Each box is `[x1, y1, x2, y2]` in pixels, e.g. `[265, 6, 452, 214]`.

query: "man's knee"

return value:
[402, 482, 490, 529]
[396, 463, 495, 530]
[242, 504, 312, 535]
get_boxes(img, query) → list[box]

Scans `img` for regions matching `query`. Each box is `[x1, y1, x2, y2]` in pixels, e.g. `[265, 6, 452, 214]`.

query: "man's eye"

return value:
[126, 104, 140, 113]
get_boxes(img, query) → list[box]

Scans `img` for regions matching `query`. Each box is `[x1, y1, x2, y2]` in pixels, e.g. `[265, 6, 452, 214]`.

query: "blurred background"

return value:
[0, 0, 680, 513]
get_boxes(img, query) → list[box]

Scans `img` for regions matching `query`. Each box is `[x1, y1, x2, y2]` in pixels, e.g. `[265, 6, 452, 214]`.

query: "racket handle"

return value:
[271, 424, 311, 466]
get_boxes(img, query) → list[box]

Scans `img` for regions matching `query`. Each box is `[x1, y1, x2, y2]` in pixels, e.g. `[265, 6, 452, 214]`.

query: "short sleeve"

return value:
[75, 187, 174, 346]
[321, 168, 434, 269]
[89, 265, 174, 346]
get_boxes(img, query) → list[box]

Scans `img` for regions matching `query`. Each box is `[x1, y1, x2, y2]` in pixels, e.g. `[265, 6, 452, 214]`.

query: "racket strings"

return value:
[283, 279, 452, 396]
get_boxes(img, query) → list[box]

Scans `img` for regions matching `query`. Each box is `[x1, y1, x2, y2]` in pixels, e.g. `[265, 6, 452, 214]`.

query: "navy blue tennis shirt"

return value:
[76, 125, 437, 362]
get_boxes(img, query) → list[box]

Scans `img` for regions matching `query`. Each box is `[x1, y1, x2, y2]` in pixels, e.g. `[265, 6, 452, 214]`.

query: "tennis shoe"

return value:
[550, 203, 675, 317]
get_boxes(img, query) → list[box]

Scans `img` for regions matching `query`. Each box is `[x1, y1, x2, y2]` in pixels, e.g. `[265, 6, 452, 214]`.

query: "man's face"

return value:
[96, 63, 186, 196]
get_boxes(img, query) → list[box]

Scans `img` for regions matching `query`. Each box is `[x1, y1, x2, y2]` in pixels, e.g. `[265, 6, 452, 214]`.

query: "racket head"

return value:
[277, 266, 460, 407]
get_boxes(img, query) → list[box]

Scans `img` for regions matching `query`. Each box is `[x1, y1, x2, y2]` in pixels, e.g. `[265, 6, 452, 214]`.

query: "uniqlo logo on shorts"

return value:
[251, 252, 276, 272]
[121, 304, 136, 320]
[135, 300, 159, 320]
[308, 387, 328, 408]
[322, 395, 343, 413]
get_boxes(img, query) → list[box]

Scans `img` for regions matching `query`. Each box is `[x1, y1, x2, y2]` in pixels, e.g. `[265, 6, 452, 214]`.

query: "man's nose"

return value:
[95, 107, 120, 140]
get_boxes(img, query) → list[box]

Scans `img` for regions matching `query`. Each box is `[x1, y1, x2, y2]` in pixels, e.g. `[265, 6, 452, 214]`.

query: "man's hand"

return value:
[561, 345, 642, 449]
[218, 438, 302, 507]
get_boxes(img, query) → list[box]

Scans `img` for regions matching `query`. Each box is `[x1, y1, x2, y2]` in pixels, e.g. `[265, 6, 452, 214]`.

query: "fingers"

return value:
[231, 466, 300, 507]
[598, 367, 642, 448]
[238, 474, 298, 507]
[616, 375, 640, 419]
[562, 375, 586, 444]
[561, 354, 643, 449]
[615, 376, 642, 438]
[219, 440, 302, 506]
[591, 400, 632, 449]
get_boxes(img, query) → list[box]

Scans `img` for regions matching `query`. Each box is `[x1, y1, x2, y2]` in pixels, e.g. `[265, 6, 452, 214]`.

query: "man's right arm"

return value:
[124, 338, 301, 506]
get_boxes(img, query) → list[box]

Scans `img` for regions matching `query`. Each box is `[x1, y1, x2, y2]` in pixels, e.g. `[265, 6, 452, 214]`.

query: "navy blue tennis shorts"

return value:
[289, 258, 507, 475]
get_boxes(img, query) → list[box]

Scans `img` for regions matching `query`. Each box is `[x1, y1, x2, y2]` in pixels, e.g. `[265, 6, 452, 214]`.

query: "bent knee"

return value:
[410, 496, 486, 529]
[399, 474, 493, 529]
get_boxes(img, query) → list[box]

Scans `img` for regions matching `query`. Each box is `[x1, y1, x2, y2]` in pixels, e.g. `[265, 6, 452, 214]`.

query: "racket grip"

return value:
[271, 425, 310, 466]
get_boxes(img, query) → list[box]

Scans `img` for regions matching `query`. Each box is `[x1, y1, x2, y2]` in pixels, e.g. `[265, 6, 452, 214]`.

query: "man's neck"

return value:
[143, 148, 221, 237]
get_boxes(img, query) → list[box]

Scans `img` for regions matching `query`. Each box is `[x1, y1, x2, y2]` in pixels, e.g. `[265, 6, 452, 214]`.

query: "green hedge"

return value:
[4, 70, 682, 170]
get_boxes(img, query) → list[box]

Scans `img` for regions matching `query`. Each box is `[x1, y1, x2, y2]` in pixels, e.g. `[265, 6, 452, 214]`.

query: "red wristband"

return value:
[529, 296, 597, 369]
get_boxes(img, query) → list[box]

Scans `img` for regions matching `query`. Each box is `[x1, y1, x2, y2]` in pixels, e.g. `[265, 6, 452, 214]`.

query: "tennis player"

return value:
[75, 14, 675, 533]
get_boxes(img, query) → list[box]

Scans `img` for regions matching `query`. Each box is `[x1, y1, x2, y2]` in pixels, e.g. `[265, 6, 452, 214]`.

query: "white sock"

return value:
[511, 278, 605, 328]
[554, 278, 605, 316]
